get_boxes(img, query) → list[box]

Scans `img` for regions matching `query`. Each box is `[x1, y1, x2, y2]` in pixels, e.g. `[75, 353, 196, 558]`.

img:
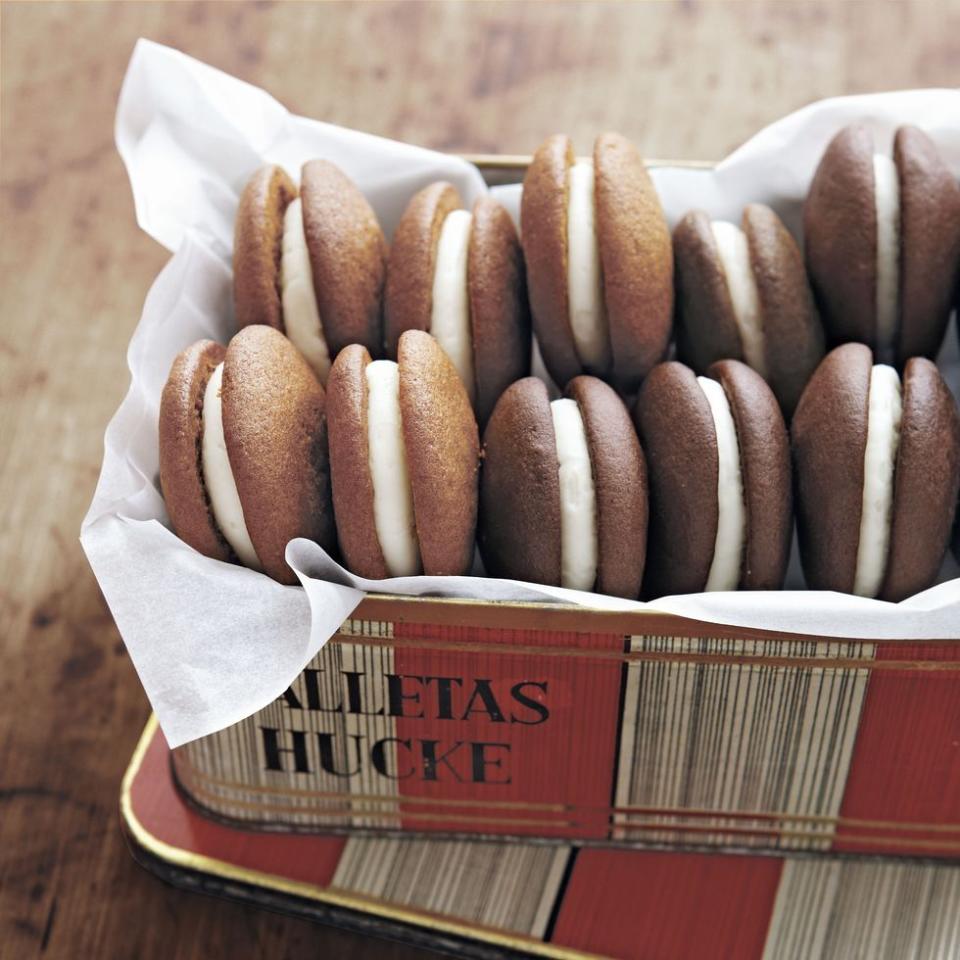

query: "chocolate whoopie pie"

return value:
[521, 132, 673, 394]
[792, 343, 960, 601]
[233, 161, 388, 382]
[325, 329, 480, 579]
[159, 325, 336, 584]
[674, 204, 825, 417]
[384, 184, 531, 426]
[804, 124, 960, 366]
[479, 375, 648, 599]
[634, 360, 792, 598]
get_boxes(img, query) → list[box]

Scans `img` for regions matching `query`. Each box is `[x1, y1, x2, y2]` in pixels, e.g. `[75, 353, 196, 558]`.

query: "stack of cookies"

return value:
[159, 124, 960, 601]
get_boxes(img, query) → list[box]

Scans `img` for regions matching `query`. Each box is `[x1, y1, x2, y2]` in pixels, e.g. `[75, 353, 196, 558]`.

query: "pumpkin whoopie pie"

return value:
[479, 375, 648, 599]
[233, 160, 388, 382]
[384, 184, 531, 425]
[159, 325, 336, 585]
[520, 132, 673, 394]
[325, 329, 480, 579]
[791, 343, 960, 601]
[634, 360, 792, 598]
[674, 203, 824, 417]
[804, 124, 960, 366]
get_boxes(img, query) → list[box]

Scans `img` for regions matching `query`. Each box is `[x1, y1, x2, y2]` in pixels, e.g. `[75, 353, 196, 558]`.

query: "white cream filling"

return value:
[201, 362, 261, 570]
[280, 198, 332, 384]
[853, 364, 902, 598]
[566, 160, 611, 373]
[872, 154, 901, 364]
[698, 377, 746, 592]
[711, 220, 767, 378]
[430, 209, 476, 404]
[550, 398, 598, 591]
[365, 360, 421, 577]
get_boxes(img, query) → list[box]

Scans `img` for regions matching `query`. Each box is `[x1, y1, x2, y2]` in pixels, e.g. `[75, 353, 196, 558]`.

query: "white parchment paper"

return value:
[81, 40, 960, 748]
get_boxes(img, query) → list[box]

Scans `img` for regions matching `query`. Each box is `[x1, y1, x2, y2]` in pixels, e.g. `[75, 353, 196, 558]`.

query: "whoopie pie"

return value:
[634, 360, 792, 598]
[791, 343, 960, 601]
[159, 325, 336, 584]
[673, 203, 824, 417]
[479, 375, 648, 599]
[384, 183, 531, 425]
[233, 160, 388, 382]
[804, 124, 960, 366]
[325, 329, 480, 579]
[521, 132, 673, 394]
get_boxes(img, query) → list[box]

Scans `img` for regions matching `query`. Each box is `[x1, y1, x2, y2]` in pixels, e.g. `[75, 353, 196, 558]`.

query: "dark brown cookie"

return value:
[398, 330, 480, 576]
[743, 204, 825, 417]
[469, 196, 532, 426]
[479, 377, 562, 586]
[221, 325, 336, 584]
[790, 343, 872, 593]
[325, 344, 388, 580]
[520, 134, 581, 389]
[158, 340, 231, 563]
[634, 362, 719, 598]
[894, 126, 960, 363]
[384, 182, 461, 357]
[804, 125, 877, 348]
[566, 376, 648, 598]
[673, 210, 743, 376]
[300, 159, 387, 358]
[593, 132, 673, 393]
[708, 360, 791, 589]
[881, 357, 960, 601]
[233, 165, 298, 332]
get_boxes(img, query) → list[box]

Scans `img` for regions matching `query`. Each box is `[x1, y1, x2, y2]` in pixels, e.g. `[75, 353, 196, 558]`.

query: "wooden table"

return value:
[2, 2, 956, 957]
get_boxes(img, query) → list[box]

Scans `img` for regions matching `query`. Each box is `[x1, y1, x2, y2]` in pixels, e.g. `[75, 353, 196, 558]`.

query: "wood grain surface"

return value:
[1, 2, 958, 958]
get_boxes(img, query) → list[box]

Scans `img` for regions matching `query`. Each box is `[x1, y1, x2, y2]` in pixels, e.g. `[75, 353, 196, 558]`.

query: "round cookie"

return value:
[674, 203, 824, 417]
[233, 160, 387, 382]
[325, 329, 480, 579]
[520, 132, 673, 394]
[384, 183, 531, 425]
[479, 375, 647, 599]
[634, 360, 791, 598]
[792, 343, 960, 600]
[804, 124, 960, 366]
[159, 326, 336, 584]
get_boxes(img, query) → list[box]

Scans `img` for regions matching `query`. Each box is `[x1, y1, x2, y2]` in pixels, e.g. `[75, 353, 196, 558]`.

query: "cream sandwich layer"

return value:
[872, 154, 901, 364]
[365, 360, 422, 577]
[431, 209, 476, 404]
[550, 398, 598, 591]
[566, 160, 611, 373]
[853, 363, 902, 598]
[711, 220, 767, 378]
[698, 376, 746, 592]
[281, 198, 332, 384]
[201, 362, 262, 570]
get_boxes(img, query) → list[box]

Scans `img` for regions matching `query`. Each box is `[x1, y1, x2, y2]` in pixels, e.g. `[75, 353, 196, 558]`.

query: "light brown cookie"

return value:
[521, 132, 672, 393]
[300, 159, 388, 358]
[233, 161, 387, 365]
[385, 183, 530, 424]
[325, 330, 480, 578]
[158, 327, 335, 584]
[234, 165, 297, 331]
[159, 340, 231, 563]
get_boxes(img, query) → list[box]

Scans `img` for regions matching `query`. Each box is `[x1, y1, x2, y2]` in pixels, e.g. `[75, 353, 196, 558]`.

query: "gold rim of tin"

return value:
[121, 715, 607, 960]
[461, 153, 716, 170]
